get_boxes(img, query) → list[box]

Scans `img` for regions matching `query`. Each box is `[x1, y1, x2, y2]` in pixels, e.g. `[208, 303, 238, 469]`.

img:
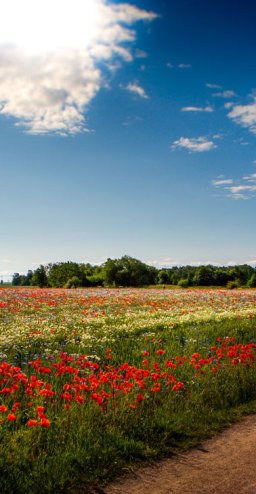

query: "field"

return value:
[1, 287, 256, 493]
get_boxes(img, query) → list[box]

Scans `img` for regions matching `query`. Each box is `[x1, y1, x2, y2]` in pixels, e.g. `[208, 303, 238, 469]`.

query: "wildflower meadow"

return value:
[1, 287, 256, 493]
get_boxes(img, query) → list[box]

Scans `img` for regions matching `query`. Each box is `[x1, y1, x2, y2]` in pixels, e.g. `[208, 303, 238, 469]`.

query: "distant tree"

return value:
[193, 266, 215, 286]
[47, 262, 85, 288]
[178, 278, 189, 288]
[102, 256, 157, 287]
[31, 265, 48, 288]
[157, 270, 171, 285]
[12, 273, 22, 286]
[247, 273, 256, 288]
[65, 276, 80, 288]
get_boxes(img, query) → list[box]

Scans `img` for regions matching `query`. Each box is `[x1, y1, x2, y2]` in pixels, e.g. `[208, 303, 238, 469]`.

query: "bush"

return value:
[178, 278, 189, 288]
[65, 276, 80, 288]
[226, 280, 240, 290]
[248, 274, 256, 288]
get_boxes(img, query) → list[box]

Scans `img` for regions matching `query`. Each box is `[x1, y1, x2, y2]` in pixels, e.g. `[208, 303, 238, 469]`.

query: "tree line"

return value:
[11, 256, 256, 288]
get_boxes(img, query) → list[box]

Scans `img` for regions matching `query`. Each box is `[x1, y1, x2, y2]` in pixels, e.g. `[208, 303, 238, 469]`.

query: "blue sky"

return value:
[0, 0, 256, 279]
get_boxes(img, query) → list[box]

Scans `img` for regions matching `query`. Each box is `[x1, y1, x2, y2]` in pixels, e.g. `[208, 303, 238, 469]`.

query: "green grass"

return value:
[0, 315, 256, 493]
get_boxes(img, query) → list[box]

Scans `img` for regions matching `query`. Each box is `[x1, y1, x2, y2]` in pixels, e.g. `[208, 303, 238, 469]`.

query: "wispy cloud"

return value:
[228, 185, 256, 199]
[206, 83, 222, 89]
[178, 63, 192, 68]
[212, 174, 256, 200]
[166, 62, 191, 69]
[212, 179, 233, 186]
[0, 0, 157, 134]
[181, 106, 214, 113]
[243, 173, 256, 182]
[224, 102, 234, 109]
[213, 90, 237, 98]
[172, 136, 217, 153]
[134, 49, 148, 59]
[125, 82, 149, 99]
[227, 97, 256, 134]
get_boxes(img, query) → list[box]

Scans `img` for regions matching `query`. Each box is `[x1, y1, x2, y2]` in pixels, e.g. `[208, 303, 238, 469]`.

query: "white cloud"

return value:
[228, 185, 256, 193]
[181, 106, 214, 113]
[243, 173, 256, 182]
[178, 63, 191, 68]
[206, 83, 222, 89]
[125, 82, 149, 99]
[147, 257, 177, 268]
[212, 174, 256, 200]
[172, 136, 217, 152]
[227, 98, 256, 134]
[212, 179, 233, 186]
[248, 259, 256, 267]
[0, 0, 157, 134]
[213, 90, 237, 98]
[227, 185, 256, 199]
[224, 102, 234, 109]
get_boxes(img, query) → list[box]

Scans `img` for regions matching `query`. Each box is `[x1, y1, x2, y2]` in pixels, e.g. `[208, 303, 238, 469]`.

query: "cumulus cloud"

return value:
[125, 82, 149, 99]
[0, 0, 157, 134]
[181, 106, 214, 113]
[227, 98, 256, 134]
[172, 136, 217, 153]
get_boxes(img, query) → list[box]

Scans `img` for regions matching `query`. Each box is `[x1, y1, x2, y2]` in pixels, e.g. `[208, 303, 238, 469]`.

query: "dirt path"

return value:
[104, 415, 256, 494]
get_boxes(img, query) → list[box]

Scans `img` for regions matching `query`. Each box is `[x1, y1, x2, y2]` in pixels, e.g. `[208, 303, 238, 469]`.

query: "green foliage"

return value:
[31, 265, 48, 288]
[11, 259, 256, 289]
[248, 273, 256, 288]
[178, 278, 189, 288]
[47, 262, 86, 288]
[157, 270, 171, 285]
[102, 255, 157, 287]
[1, 314, 256, 492]
[65, 276, 81, 288]
[226, 280, 240, 289]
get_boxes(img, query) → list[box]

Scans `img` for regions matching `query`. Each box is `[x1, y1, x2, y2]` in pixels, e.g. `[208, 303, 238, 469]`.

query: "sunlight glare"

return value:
[0, 0, 102, 54]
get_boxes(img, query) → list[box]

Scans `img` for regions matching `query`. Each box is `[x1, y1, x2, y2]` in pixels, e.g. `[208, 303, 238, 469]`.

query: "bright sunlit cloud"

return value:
[0, 0, 157, 134]
[0, 0, 103, 54]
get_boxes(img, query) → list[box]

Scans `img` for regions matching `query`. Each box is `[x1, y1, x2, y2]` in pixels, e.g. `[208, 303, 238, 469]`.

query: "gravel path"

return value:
[104, 415, 256, 494]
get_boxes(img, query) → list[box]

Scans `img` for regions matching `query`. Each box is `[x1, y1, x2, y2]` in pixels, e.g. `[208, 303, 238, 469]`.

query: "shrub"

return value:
[226, 280, 240, 290]
[65, 276, 80, 288]
[178, 278, 189, 288]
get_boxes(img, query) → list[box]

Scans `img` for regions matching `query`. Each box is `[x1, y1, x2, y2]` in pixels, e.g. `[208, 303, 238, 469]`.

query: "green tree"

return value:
[102, 256, 157, 287]
[47, 262, 85, 288]
[247, 273, 256, 288]
[12, 273, 22, 286]
[65, 276, 80, 288]
[31, 265, 48, 288]
[193, 266, 215, 286]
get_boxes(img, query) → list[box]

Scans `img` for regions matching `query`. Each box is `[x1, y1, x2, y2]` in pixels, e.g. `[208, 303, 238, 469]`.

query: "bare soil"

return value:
[104, 415, 256, 494]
